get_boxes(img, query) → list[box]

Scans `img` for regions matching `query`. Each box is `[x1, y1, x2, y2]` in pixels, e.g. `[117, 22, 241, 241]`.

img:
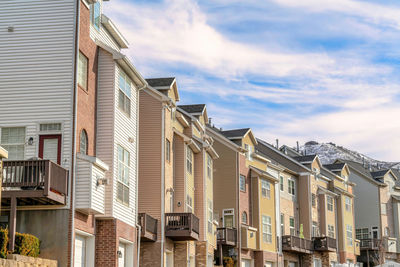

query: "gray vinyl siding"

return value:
[0, 0, 75, 178]
[96, 48, 116, 217]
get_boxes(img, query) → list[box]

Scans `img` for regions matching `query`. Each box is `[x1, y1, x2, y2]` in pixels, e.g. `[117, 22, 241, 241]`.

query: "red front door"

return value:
[38, 135, 62, 165]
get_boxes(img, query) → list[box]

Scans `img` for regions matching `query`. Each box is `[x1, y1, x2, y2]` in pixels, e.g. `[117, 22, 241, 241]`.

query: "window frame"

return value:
[312, 221, 319, 237]
[166, 139, 171, 162]
[117, 145, 130, 206]
[289, 217, 295, 236]
[262, 215, 272, 243]
[346, 224, 353, 246]
[312, 193, 316, 207]
[0, 127, 26, 160]
[186, 147, 193, 174]
[345, 196, 352, 212]
[242, 211, 248, 225]
[280, 176, 284, 191]
[261, 179, 271, 199]
[80, 129, 88, 155]
[356, 228, 369, 240]
[239, 175, 246, 192]
[207, 154, 212, 179]
[208, 199, 213, 234]
[78, 51, 88, 91]
[90, 2, 101, 31]
[118, 71, 132, 117]
[327, 195, 334, 212]
[186, 195, 193, 213]
[328, 225, 335, 238]
[280, 213, 284, 235]
[288, 178, 295, 196]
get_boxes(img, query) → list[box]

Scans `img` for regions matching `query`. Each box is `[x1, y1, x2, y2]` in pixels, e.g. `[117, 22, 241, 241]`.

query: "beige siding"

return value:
[194, 150, 206, 240]
[173, 134, 186, 213]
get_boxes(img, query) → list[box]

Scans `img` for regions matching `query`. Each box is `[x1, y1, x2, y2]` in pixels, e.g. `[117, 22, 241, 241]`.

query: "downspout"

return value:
[335, 194, 340, 262]
[136, 83, 147, 267]
[276, 171, 282, 267]
[70, 1, 80, 266]
[160, 104, 167, 267]
[236, 151, 241, 265]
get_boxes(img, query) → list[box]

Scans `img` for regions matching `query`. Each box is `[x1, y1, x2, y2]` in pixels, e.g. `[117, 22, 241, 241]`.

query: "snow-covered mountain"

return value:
[300, 141, 399, 169]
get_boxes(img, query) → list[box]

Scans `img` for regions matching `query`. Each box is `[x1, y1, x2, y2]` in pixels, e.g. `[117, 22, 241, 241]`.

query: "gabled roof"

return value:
[292, 154, 317, 164]
[324, 163, 346, 172]
[337, 159, 384, 186]
[146, 77, 176, 88]
[178, 104, 206, 114]
[371, 170, 390, 179]
[221, 128, 257, 146]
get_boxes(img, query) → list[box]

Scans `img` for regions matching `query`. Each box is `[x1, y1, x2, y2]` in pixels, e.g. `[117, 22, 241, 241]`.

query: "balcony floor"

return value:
[2, 189, 66, 206]
[165, 229, 199, 241]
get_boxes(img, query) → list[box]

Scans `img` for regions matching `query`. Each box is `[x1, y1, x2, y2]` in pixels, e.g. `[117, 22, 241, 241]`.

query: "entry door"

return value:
[224, 215, 234, 228]
[289, 262, 296, 267]
[74, 235, 86, 267]
[241, 259, 251, 267]
[313, 259, 322, 267]
[165, 252, 173, 267]
[39, 135, 61, 164]
[118, 243, 126, 267]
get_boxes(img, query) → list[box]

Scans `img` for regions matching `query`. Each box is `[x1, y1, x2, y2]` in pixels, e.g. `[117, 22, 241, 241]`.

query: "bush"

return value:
[14, 232, 40, 257]
[0, 228, 8, 258]
[0, 228, 40, 258]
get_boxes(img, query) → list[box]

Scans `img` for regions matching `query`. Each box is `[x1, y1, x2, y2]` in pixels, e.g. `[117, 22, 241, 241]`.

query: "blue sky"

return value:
[105, 0, 400, 162]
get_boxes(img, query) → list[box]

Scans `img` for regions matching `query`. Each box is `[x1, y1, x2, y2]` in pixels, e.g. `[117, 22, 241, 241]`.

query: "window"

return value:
[80, 129, 88, 155]
[90, 2, 101, 30]
[280, 176, 284, 191]
[40, 123, 61, 132]
[1, 127, 25, 159]
[261, 179, 270, 198]
[117, 145, 130, 205]
[186, 195, 193, 213]
[384, 227, 390, 237]
[288, 179, 295, 196]
[381, 203, 387, 215]
[244, 144, 252, 160]
[345, 196, 352, 212]
[118, 71, 132, 116]
[346, 225, 353, 246]
[207, 154, 212, 179]
[356, 228, 369, 240]
[208, 199, 213, 234]
[262, 215, 272, 243]
[327, 195, 334, 211]
[78, 52, 88, 90]
[281, 214, 284, 235]
[312, 193, 316, 207]
[328, 225, 335, 238]
[242, 212, 248, 224]
[186, 147, 193, 174]
[312, 221, 319, 237]
[166, 139, 170, 162]
[239, 175, 246, 192]
[289, 217, 295, 236]
[313, 259, 322, 267]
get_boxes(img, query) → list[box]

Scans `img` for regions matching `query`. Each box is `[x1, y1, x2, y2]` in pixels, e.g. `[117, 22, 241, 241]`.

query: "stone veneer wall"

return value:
[0, 254, 57, 267]
[195, 241, 208, 267]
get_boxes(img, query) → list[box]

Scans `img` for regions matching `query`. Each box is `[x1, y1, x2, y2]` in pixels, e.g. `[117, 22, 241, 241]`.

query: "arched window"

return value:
[80, 129, 88, 155]
[385, 227, 390, 237]
[242, 211, 248, 224]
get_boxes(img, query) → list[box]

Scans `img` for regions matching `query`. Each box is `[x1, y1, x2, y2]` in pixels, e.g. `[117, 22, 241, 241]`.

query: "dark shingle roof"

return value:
[220, 128, 250, 139]
[339, 160, 384, 185]
[146, 77, 175, 88]
[370, 170, 389, 179]
[292, 155, 317, 163]
[324, 163, 346, 172]
[178, 104, 206, 114]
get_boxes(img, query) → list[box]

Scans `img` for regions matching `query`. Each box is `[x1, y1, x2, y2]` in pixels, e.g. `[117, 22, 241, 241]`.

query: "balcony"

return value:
[2, 159, 68, 206]
[241, 225, 257, 250]
[217, 227, 237, 246]
[165, 213, 199, 241]
[359, 239, 381, 250]
[138, 213, 158, 242]
[75, 154, 108, 215]
[313, 236, 337, 252]
[282, 235, 313, 254]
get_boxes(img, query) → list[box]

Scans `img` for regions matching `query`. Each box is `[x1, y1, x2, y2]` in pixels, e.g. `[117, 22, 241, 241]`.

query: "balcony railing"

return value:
[313, 236, 337, 252]
[165, 213, 199, 241]
[138, 213, 158, 242]
[359, 239, 381, 250]
[217, 228, 237, 246]
[2, 160, 68, 205]
[282, 235, 313, 254]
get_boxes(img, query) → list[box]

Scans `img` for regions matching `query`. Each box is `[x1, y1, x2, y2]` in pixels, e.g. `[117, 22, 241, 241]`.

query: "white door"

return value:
[118, 243, 126, 267]
[313, 259, 322, 267]
[242, 259, 251, 267]
[264, 262, 273, 267]
[189, 256, 195, 267]
[74, 235, 86, 267]
[165, 252, 173, 267]
[289, 262, 296, 267]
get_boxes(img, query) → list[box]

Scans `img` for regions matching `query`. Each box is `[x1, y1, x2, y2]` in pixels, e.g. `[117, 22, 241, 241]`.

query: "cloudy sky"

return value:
[104, 0, 400, 162]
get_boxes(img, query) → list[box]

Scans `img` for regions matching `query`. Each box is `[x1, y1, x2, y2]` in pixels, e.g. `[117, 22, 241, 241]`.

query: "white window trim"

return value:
[261, 179, 271, 199]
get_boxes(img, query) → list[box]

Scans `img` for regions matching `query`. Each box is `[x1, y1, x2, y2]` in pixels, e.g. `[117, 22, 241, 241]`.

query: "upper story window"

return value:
[262, 215, 272, 243]
[312, 193, 317, 207]
[381, 203, 387, 215]
[186, 147, 193, 174]
[208, 199, 213, 234]
[207, 154, 212, 179]
[328, 225, 335, 238]
[289, 217, 295, 236]
[90, 2, 101, 31]
[166, 139, 170, 162]
[239, 175, 246, 192]
[242, 211, 248, 224]
[346, 225, 353, 246]
[261, 179, 271, 199]
[356, 228, 369, 240]
[118, 71, 132, 117]
[78, 52, 88, 90]
[280, 176, 284, 191]
[244, 144, 252, 160]
[280, 213, 284, 235]
[327, 195, 334, 211]
[345, 196, 352, 212]
[288, 178, 295, 196]
[40, 123, 61, 132]
[186, 195, 193, 213]
[1, 127, 25, 160]
[312, 221, 319, 237]
[80, 129, 88, 155]
[384, 227, 390, 237]
[117, 145, 130, 205]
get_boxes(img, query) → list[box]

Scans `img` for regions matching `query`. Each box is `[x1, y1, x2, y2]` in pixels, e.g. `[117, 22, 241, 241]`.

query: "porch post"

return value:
[9, 196, 17, 252]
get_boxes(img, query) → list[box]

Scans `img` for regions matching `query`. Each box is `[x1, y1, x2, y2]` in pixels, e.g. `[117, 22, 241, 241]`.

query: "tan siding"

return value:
[173, 134, 186, 213]
[298, 174, 311, 239]
[194, 150, 205, 240]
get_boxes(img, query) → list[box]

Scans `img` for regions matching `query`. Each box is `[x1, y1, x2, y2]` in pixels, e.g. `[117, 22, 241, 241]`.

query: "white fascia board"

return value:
[77, 153, 109, 171]
[101, 14, 129, 48]
[206, 126, 243, 152]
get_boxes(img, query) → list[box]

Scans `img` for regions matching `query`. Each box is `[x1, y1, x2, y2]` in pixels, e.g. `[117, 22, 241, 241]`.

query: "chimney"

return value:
[296, 141, 300, 152]
[362, 157, 365, 168]
[208, 117, 212, 125]
[276, 139, 279, 149]
[219, 127, 223, 131]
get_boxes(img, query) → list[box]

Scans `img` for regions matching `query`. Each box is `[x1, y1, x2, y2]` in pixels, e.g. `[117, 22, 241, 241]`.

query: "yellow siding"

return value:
[186, 146, 195, 212]
[192, 124, 202, 139]
[173, 119, 184, 133]
[259, 177, 276, 252]
[206, 153, 215, 247]
[342, 195, 355, 253]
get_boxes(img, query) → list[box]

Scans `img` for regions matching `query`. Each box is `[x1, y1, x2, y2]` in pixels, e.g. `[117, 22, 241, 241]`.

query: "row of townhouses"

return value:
[0, 1, 398, 267]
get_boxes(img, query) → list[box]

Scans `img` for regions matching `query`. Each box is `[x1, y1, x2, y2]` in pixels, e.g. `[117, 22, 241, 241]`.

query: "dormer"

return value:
[146, 77, 179, 104]
[220, 128, 257, 161]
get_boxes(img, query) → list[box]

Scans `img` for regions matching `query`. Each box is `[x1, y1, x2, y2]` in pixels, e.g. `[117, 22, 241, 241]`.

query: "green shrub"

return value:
[0, 228, 8, 258]
[14, 232, 40, 257]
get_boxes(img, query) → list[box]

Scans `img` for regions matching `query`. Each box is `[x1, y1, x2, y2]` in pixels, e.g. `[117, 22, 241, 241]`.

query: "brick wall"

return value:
[96, 219, 118, 266]
[74, 211, 95, 235]
[196, 241, 207, 267]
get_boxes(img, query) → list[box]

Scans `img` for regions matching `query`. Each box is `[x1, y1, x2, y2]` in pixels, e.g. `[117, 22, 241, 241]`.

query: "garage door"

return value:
[118, 243, 126, 267]
[74, 235, 86, 267]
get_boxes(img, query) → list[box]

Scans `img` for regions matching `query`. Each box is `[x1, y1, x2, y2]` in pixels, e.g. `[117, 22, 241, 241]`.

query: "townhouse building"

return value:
[256, 140, 360, 267]
[207, 127, 279, 267]
[138, 79, 218, 267]
[0, 0, 146, 266]
[337, 160, 400, 266]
